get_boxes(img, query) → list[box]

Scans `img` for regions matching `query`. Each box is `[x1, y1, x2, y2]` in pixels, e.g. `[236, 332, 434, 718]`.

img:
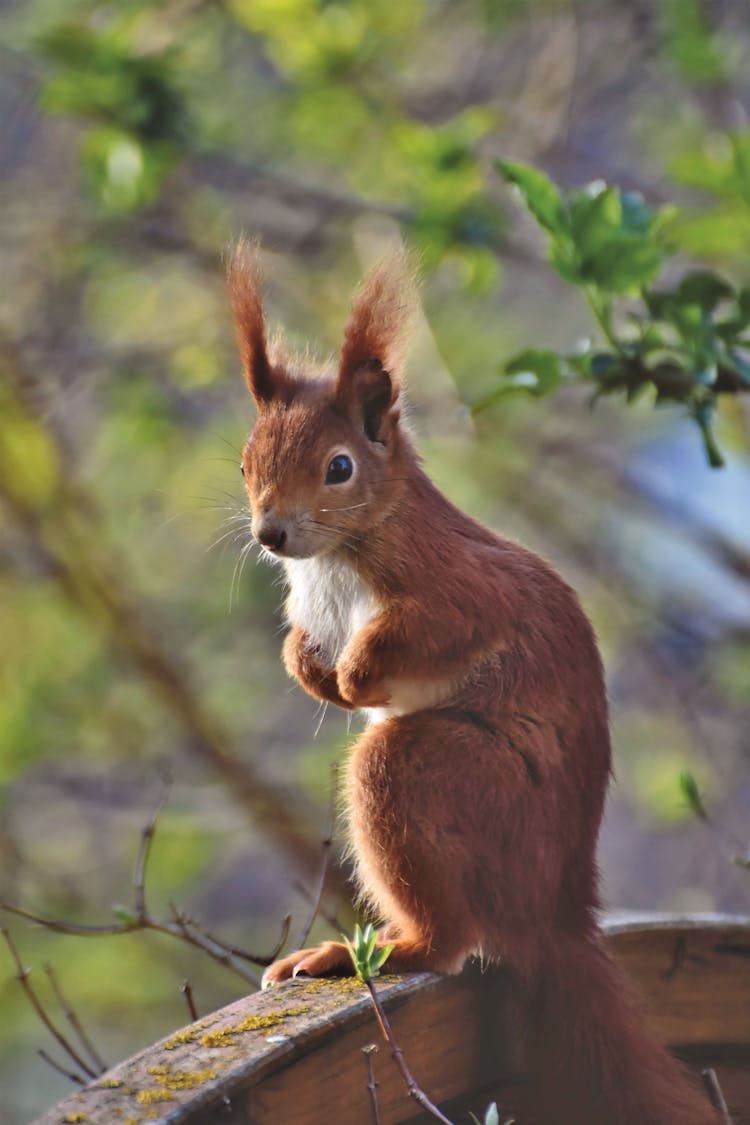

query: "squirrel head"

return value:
[228, 241, 416, 560]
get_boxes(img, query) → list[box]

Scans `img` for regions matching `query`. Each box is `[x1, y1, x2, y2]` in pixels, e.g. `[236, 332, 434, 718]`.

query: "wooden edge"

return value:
[35, 913, 750, 1125]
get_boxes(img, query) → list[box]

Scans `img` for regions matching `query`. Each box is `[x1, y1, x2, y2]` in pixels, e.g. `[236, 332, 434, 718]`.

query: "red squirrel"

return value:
[229, 243, 719, 1125]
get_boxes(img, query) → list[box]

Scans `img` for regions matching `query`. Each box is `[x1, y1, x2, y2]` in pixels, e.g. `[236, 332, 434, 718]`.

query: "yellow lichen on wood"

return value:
[237, 1006, 310, 1031]
[199, 1005, 310, 1047]
[162, 1015, 218, 1051]
[145, 1065, 218, 1090]
[163, 1028, 198, 1050]
[62, 1115, 88, 1123]
[97, 1078, 124, 1089]
[135, 1089, 176, 1105]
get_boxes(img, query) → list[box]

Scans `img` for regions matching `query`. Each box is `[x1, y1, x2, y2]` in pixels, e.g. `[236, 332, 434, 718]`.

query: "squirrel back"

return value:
[229, 243, 719, 1124]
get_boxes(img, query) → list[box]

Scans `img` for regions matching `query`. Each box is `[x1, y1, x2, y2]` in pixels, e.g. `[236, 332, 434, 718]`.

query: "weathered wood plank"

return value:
[35, 913, 750, 1125]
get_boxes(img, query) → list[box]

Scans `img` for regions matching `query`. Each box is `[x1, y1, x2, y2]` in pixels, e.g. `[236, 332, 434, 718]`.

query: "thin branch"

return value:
[294, 764, 339, 951]
[0, 902, 138, 936]
[37, 1049, 86, 1087]
[43, 962, 106, 1075]
[0, 792, 301, 989]
[362, 1044, 382, 1125]
[702, 1068, 731, 1125]
[0, 894, 263, 986]
[1, 928, 98, 1081]
[364, 977, 455, 1125]
[169, 904, 262, 987]
[183, 910, 292, 968]
[181, 979, 199, 1022]
[134, 783, 171, 921]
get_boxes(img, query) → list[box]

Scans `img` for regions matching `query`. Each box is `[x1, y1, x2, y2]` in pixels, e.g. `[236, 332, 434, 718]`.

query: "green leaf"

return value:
[568, 184, 622, 259]
[484, 1104, 500, 1125]
[342, 922, 392, 981]
[678, 769, 706, 818]
[677, 272, 734, 311]
[496, 159, 566, 235]
[370, 944, 395, 973]
[549, 240, 582, 284]
[664, 0, 729, 85]
[111, 904, 137, 925]
[580, 236, 664, 294]
[504, 348, 563, 396]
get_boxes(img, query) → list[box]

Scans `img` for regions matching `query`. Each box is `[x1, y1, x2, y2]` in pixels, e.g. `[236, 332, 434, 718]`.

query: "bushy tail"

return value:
[525, 932, 720, 1125]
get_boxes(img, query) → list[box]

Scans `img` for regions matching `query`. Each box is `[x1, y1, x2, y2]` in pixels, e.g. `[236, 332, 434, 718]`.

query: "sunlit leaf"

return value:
[496, 159, 566, 235]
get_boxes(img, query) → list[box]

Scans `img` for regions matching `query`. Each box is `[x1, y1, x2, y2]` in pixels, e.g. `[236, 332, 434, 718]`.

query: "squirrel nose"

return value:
[256, 522, 287, 552]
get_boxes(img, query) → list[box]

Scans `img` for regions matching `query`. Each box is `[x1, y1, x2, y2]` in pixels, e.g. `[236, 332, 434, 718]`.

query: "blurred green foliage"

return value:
[483, 164, 750, 466]
[1, 0, 749, 1120]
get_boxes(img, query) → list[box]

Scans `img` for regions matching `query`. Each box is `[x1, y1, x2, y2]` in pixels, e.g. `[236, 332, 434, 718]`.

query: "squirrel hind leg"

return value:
[344, 709, 570, 974]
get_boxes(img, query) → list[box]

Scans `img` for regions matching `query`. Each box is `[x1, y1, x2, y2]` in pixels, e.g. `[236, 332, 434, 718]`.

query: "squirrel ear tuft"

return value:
[336, 253, 416, 441]
[337, 253, 416, 398]
[227, 239, 276, 405]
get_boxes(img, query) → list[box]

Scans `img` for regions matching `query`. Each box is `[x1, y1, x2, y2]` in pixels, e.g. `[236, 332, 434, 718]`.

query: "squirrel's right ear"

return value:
[336, 254, 415, 441]
[227, 240, 276, 405]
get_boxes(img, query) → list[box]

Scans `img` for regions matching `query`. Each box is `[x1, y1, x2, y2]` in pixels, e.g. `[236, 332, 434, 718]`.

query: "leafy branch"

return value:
[478, 160, 750, 467]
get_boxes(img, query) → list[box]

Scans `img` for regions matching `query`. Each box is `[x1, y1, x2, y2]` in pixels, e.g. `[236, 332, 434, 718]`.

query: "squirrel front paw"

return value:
[262, 941, 354, 988]
[283, 627, 353, 709]
[336, 653, 390, 709]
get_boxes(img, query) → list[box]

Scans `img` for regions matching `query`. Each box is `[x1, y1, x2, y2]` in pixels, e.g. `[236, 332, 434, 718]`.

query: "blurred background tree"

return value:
[1, 0, 749, 1120]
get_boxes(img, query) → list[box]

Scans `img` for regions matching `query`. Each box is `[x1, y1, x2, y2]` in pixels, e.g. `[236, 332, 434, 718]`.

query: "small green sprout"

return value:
[343, 923, 394, 982]
[679, 769, 707, 820]
[469, 1102, 513, 1125]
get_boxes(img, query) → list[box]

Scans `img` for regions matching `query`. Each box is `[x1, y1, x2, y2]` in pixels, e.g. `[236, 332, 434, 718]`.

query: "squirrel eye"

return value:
[325, 453, 353, 485]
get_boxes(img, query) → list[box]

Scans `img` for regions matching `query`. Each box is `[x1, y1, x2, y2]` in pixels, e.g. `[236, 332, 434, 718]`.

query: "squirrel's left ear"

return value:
[227, 239, 279, 406]
[336, 255, 415, 442]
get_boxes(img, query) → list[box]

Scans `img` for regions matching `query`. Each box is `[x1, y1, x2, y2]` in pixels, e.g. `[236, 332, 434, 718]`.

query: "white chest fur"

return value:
[283, 554, 458, 723]
[283, 554, 375, 666]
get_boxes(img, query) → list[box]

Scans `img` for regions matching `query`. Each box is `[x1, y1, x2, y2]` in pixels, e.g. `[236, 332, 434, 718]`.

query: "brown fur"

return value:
[230, 250, 719, 1125]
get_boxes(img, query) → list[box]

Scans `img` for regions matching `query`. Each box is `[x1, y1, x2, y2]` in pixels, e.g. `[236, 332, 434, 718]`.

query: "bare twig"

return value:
[362, 1044, 382, 1125]
[1, 928, 98, 1081]
[37, 1049, 86, 1087]
[43, 962, 106, 1075]
[702, 1068, 731, 1125]
[0, 903, 137, 937]
[0, 796, 297, 989]
[169, 904, 262, 987]
[134, 784, 171, 921]
[182, 979, 199, 1022]
[183, 910, 292, 967]
[364, 978, 454, 1125]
